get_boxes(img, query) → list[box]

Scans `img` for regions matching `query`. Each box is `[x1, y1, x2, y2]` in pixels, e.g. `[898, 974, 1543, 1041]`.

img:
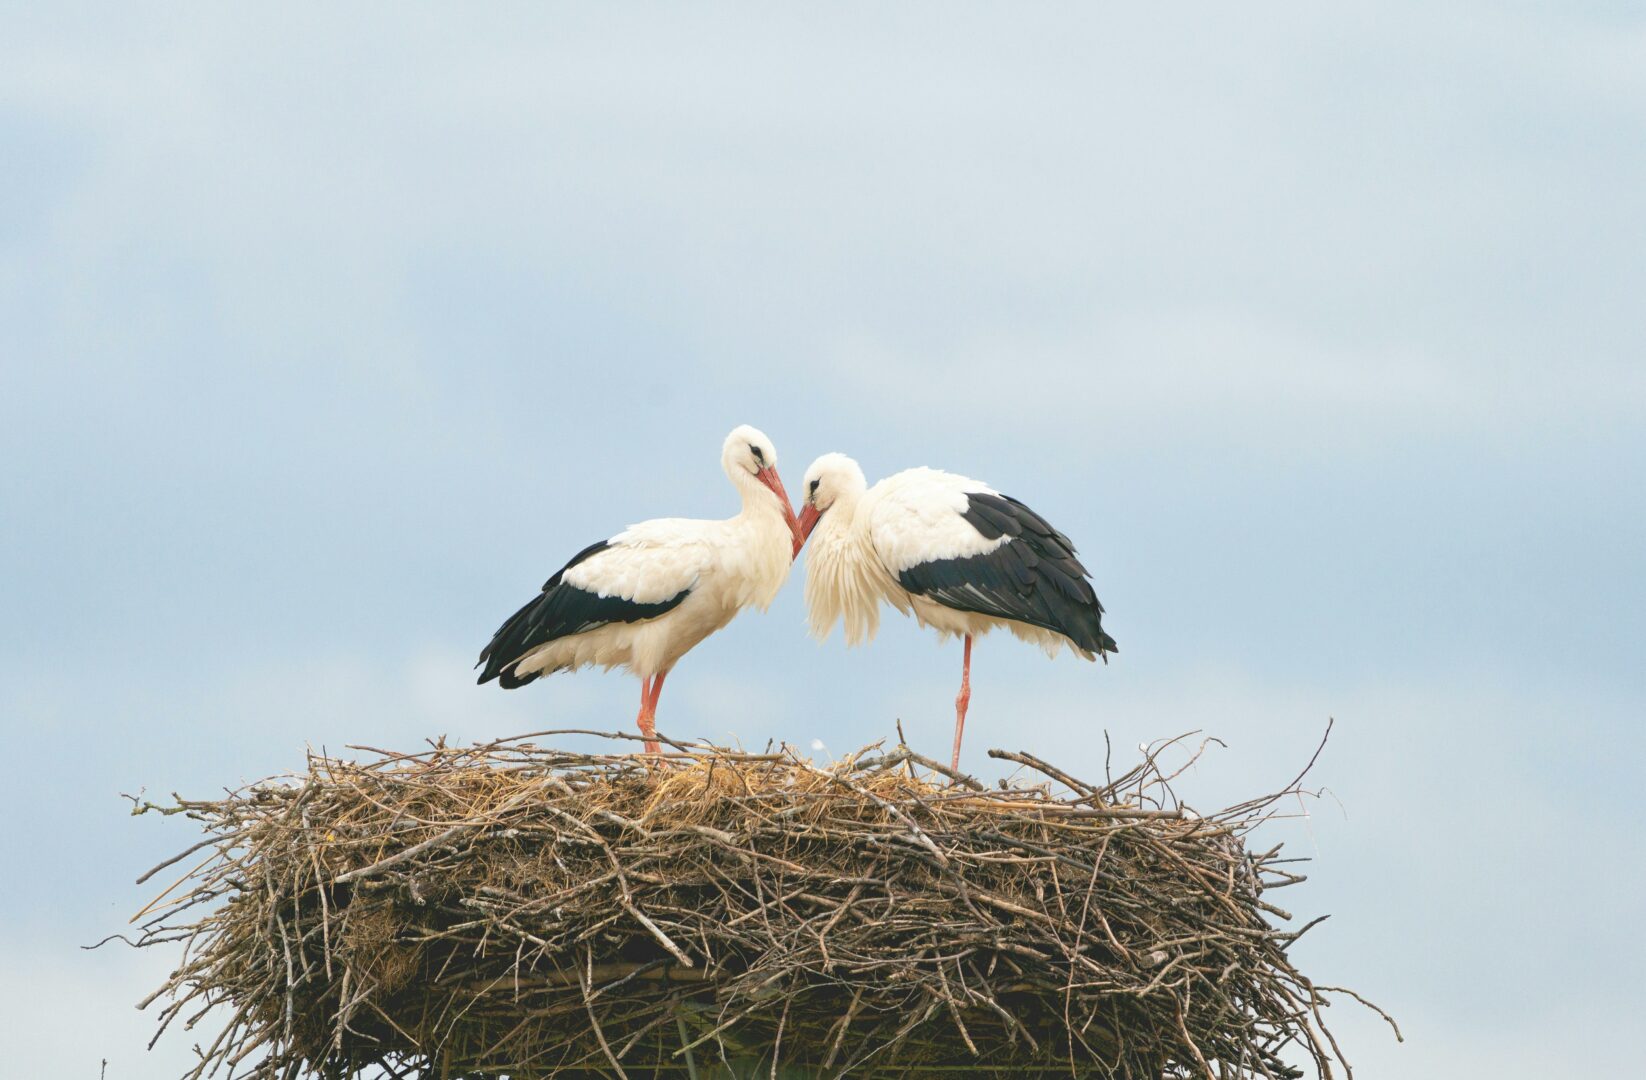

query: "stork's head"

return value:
[798, 453, 868, 544]
[723, 425, 803, 557]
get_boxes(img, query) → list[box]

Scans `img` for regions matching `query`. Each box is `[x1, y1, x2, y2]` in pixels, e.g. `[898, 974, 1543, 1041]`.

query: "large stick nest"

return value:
[127, 730, 1387, 1078]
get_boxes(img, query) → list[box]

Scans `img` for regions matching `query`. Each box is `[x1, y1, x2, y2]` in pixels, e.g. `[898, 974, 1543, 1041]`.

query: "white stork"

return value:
[478, 425, 804, 753]
[796, 454, 1116, 771]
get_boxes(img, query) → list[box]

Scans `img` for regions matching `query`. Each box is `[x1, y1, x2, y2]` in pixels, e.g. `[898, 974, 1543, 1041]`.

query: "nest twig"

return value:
[124, 728, 1389, 1078]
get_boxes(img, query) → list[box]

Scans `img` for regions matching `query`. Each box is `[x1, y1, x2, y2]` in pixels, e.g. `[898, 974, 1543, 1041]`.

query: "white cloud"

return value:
[824, 308, 1646, 455]
[7, 2, 1641, 469]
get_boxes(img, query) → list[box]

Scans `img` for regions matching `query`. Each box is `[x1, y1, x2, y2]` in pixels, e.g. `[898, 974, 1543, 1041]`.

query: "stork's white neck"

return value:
[730, 467, 780, 522]
[713, 465, 794, 612]
[803, 489, 885, 645]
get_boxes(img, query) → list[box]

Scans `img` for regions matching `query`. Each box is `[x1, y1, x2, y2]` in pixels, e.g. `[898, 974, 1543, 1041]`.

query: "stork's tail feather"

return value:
[1074, 622, 1117, 662]
[492, 663, 541, 689]
[476, 590, 552, 686]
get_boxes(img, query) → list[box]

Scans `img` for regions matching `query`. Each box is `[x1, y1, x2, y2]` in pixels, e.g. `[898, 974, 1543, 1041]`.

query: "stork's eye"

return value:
[808, 479, 819, 495]
[750, 444, 765, 465]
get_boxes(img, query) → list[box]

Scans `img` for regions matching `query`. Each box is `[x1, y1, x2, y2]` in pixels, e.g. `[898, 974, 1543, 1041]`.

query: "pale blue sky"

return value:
[2, 5, 1643, 1076]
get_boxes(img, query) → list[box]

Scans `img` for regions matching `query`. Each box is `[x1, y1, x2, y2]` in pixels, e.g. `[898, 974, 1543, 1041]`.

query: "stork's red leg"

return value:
[648, 670, 669, 726]
[636, 675, 661, 755]
[951, 634, 973, 772]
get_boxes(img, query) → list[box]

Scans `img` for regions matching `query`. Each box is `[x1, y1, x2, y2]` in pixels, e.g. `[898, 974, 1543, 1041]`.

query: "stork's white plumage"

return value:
[478, 426, 803, 753]
[797, 454, 1116, 770]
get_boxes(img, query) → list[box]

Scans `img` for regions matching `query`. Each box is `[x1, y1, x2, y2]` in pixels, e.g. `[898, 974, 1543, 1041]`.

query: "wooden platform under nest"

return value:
[127, 729, 1391, 1079]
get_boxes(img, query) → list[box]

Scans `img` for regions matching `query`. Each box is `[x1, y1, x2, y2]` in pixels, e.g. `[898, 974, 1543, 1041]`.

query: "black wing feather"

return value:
[897, 493, 1117, 657]
[476, 540, 691, 688]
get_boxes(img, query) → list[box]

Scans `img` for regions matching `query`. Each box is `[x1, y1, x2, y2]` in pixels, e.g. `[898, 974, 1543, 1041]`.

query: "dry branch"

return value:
[124, 732, 1378, 1079]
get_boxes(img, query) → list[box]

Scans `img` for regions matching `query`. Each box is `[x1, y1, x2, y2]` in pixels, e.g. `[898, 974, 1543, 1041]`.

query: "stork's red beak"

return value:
[756, 466, 805, 559]
[797, 503, 822, 547]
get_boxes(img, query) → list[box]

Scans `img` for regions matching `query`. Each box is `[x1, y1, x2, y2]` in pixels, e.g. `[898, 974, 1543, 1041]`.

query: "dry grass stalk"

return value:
[124, 729, 1388, 1078]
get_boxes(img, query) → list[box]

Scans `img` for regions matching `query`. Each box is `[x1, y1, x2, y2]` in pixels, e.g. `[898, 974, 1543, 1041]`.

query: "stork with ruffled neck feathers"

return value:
[797, 453, 1116, 770]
